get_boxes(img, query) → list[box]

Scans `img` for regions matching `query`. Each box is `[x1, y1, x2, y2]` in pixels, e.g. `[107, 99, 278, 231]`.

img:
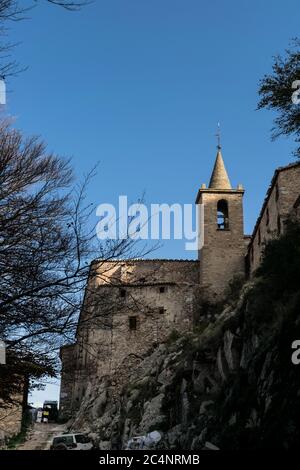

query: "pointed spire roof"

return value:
[209, 149, 232, 189]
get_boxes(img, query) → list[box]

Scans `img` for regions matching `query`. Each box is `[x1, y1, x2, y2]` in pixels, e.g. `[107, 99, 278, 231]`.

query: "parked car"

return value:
[50, 433, 93, 450]
[43, 401, 58, 422]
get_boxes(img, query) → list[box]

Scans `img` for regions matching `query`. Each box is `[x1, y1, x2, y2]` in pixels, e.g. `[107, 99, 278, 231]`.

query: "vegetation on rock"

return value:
[71, 219, 300, 450]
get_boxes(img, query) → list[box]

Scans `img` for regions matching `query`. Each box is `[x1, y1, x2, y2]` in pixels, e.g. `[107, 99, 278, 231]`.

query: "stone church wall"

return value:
[248, 163, 300, 274]
[59, 160, 300, 421]
[60, 260, 200, 417]
[198, 190, 246, 299]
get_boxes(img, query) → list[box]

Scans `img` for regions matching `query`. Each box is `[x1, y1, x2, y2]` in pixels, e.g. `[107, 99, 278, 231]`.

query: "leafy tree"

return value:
[255, 217, 300, 296]
[258, 39, 300, 158]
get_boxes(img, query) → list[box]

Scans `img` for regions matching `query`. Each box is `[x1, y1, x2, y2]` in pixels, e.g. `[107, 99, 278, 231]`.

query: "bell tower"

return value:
[195, 146, 245, 300]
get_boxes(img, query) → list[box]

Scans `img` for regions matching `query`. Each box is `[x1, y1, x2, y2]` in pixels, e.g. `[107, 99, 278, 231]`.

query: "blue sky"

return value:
[5, 0, 299, 405]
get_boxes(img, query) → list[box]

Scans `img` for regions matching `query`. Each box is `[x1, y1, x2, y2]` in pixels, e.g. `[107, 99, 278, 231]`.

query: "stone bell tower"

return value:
[195, 146, 245, 300]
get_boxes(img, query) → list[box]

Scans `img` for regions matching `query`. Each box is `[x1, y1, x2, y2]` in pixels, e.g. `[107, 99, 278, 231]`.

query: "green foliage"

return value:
[235, 219, 300, 338]
[224, 275, 246, 305]
[256, 218, 300, 296]
[193, 320, 209, 336]
[258, 39, 300, 158]
[205, 219, 300, 449]
[166, 329, 181, 345]
[118, 221, 300, 449]
[127, 403, 142, 427]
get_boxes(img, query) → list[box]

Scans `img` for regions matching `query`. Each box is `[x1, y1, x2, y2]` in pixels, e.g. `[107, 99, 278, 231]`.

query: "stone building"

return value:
[60, 259, 199, 419]
[59, 151, 300, 420]
[246, 162, 300, 274]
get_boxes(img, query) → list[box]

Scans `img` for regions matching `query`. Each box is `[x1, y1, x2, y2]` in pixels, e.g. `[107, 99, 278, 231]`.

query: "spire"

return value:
[209, 149, 232, 189]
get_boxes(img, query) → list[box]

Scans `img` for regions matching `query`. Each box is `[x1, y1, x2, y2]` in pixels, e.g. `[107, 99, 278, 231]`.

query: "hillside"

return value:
[71, 219, 300, 450]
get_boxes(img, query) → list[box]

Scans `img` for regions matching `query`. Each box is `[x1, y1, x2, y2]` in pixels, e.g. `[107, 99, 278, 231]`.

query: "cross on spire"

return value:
[215, 122, 221, 150]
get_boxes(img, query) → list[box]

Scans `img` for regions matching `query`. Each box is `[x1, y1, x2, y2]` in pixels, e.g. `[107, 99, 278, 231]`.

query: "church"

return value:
[59, 148, 300, 420]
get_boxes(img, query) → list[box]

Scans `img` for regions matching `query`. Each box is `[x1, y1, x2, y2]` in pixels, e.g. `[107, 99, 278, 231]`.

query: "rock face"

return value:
[70, 271, 300, 450]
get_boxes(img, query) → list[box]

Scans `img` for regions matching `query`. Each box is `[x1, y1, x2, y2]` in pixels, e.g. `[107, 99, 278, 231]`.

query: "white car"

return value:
[50, 433, 94, 450]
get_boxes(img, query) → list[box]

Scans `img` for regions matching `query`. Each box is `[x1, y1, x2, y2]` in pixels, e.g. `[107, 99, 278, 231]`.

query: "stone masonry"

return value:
[59, 151, 300, 420]
[196, 150, 247, 299]
[247, 162, 300, 273]
[60, 259, 199, 419]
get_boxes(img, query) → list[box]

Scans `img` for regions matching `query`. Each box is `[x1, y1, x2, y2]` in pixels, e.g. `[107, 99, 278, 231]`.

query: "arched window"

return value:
[217, 199, 229, 230]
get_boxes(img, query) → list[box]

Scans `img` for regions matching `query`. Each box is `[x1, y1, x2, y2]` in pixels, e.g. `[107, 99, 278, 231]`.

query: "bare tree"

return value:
[0, 0, 91, 78]
[0, 0, 95, 409]
[0, 120, 151, 407]
[41, 1, 91, 10]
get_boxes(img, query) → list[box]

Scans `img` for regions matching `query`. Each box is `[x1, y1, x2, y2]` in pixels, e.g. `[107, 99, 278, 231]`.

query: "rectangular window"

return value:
[159, 286, 166, 293]
[159, 307, 165, 315]
[120, 288, 126, 298]
[129, 316, 137, 330]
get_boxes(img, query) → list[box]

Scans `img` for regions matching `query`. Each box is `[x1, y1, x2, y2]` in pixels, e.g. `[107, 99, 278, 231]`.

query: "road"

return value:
[17, 423, 66, 450]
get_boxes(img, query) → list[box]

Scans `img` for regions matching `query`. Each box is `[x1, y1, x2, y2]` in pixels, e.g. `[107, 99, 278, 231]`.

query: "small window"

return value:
[159, 307, 165, 315]
[120, 288, 126, 298]
[277, 215, 281, 235]
[159, 286, 165, 293]
[266, 208, 269, 226]
[129, 316, 137, 330]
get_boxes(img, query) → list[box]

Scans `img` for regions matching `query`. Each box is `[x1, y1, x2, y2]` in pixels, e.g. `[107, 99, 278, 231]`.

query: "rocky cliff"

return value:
[71, 220, 300, 450]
